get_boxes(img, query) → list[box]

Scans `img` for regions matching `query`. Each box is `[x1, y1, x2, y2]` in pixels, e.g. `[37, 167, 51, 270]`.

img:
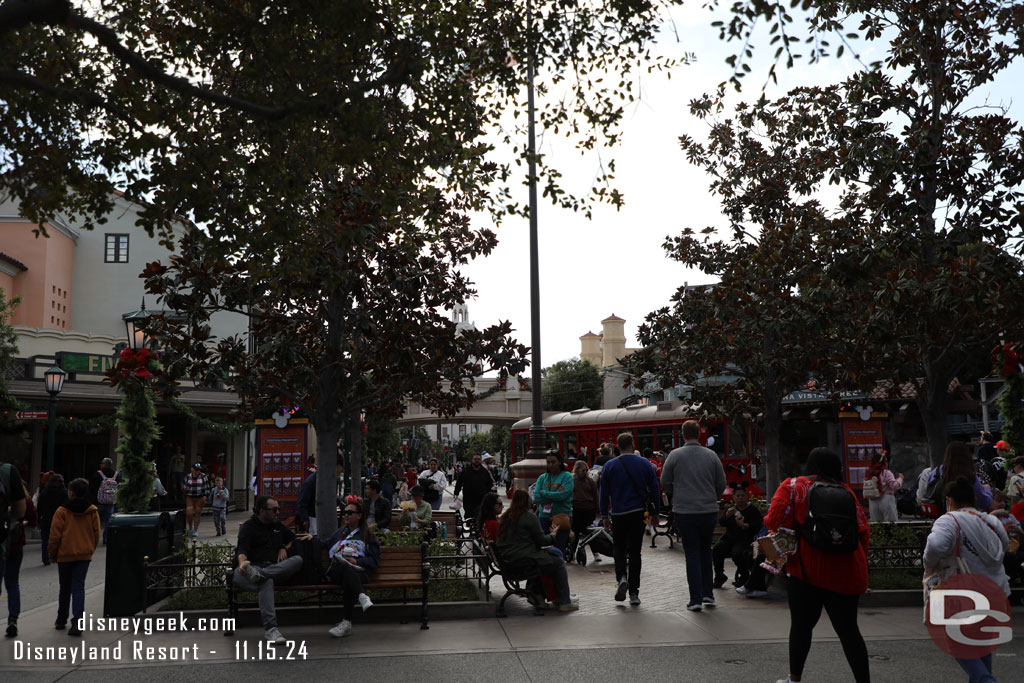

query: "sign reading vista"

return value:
[60, 352, 116, 375]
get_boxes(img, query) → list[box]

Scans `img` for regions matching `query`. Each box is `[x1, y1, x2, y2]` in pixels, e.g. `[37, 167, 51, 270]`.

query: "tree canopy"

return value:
[542, 357, 603, 413]
[1, 0, 685, 243]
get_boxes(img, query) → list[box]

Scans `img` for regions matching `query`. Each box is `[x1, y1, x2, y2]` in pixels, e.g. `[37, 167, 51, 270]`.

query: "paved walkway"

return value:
[3, 512, 1023, 682]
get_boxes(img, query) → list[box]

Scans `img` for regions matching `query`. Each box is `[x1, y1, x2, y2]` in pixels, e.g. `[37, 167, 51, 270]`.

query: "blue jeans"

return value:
[540, 517, 571, 554]
[955, 655, 995, 683]
[98, 504, 115, 544]
[57, 560, 91, 626]
[675, 512, 717, 607]
[429, 495, 443, 511]
[40, 524, 51, 564]
[1, 551, 23, 620]
[539, 552, 572, 605]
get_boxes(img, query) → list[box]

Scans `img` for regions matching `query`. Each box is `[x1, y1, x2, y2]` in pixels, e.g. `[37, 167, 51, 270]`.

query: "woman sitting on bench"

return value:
[495, 490, 578, 612]
[324, 500, 381, 638]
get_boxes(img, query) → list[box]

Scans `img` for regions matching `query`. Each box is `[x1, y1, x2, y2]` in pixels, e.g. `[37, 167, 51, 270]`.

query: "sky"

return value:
[458, 5, 1024, 370]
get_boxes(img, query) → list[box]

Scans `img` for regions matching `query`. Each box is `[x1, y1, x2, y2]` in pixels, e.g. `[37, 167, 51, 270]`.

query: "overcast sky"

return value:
[459, 6, 1024, 371]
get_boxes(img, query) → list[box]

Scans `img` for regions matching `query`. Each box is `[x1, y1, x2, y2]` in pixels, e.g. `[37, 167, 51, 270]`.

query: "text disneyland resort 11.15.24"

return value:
[11, 612, 309, 663]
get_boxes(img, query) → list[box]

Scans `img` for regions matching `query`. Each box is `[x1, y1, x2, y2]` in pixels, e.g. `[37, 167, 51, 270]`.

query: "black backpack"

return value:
[799, 477, 859, 553]
[919, 470, 946, 518]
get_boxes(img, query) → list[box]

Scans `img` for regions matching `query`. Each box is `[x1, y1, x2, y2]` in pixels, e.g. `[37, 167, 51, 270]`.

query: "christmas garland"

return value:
[992, 343, 1024, 456]
[168, 396, 253, 435]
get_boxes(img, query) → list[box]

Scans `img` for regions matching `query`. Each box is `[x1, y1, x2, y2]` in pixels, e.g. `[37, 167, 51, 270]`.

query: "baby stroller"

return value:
[574, 523, 614, 566]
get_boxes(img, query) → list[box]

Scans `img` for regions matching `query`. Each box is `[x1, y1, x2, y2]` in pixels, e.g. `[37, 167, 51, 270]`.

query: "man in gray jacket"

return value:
[661, 420, 726, 612]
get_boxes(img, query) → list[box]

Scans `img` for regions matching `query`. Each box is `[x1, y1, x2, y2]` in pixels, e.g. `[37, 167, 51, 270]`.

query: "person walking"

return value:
[569, 460, 598, 560]
[89, 458, 118, 545]
[599, 432, 660, 605]
[48, 478, 101, 636]
[183, 463, 210, 538]
[534, 451, 574, 554]
[661, 420, 727, 611]
[766, 447, 871, 683]
[1, 471, 30, 638]
[454, 453, 495, 520]
[418, 459, 448, 511]
[37, 473, 67, 566]
[923, 477, 1009, 683]
[865, 451, 903, 523]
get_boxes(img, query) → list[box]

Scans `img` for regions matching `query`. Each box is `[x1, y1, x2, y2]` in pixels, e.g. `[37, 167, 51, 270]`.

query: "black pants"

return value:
[743, 553, 770, 591]
[713, 538, 753, 586]
[786, 577, 870, 683]
[569, 506, 597, 554]
[331, 560, 369, 621]
[611, 510, 646, 593]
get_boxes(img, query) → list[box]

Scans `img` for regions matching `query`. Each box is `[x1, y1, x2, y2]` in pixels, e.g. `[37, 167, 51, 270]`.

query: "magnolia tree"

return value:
[143, 179, 530, 536]
[634, 0, 1024, 479]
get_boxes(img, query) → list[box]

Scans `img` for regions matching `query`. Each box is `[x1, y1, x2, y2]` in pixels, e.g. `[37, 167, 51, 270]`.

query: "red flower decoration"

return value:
[135, 368, 152, 379]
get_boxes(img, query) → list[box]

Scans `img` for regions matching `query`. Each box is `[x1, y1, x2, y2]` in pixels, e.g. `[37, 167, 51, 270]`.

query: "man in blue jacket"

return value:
[599, 432, 660, 605]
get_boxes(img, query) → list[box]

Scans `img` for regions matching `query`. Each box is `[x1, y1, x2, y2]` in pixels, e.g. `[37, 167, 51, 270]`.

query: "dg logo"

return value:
[925, 574, 1013, 659]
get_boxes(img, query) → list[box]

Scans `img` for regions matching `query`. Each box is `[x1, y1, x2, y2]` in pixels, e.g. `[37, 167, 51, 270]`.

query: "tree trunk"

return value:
[314, 419, 339, 537]
[762, 409, 783, 501]
[349, 418, 363, 497]
[918, 386, 952, 468]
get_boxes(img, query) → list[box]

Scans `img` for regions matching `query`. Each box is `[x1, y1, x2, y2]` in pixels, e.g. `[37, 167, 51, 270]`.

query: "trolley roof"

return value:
[511, 401, 700, 430]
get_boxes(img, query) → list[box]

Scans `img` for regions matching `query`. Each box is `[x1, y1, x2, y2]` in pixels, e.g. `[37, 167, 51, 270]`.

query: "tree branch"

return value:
[0, 67, 147, 133]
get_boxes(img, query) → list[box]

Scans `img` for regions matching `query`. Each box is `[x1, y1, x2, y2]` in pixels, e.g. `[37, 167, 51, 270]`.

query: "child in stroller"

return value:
[573, 523, 614, 566]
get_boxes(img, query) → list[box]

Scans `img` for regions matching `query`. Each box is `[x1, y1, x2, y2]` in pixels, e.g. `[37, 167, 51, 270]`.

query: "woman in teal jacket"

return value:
[534, 452, 574, 553]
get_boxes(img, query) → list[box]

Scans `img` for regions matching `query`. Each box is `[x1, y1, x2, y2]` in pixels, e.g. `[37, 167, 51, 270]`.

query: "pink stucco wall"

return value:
[0, 221, 74, 329]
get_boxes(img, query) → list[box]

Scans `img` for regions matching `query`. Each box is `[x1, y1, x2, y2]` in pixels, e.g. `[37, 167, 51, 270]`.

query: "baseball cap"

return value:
[192, 462, 203, 469]
[996, 441, 1011, 450]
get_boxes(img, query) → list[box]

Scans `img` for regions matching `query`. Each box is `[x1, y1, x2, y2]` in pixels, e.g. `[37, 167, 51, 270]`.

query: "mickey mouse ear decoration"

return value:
[738, 465, 747, 476]
[729, 480, 739, 488]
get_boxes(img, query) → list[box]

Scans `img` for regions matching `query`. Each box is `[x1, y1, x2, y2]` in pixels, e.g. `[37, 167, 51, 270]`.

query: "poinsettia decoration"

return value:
[104, 347, 165, 390]
[991, 343, 1023, 378]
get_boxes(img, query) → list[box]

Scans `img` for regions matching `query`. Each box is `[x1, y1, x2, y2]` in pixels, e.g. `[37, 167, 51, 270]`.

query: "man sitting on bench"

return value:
[235, 495, 308, 644]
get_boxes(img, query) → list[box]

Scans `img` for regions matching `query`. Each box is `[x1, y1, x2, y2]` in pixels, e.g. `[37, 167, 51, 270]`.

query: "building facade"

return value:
[1, 194, 253, 501]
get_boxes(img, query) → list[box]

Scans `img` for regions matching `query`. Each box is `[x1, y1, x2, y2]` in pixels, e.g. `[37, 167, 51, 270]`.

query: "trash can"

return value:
[169, 509, 187, 553]
[103, 512, 174, 617]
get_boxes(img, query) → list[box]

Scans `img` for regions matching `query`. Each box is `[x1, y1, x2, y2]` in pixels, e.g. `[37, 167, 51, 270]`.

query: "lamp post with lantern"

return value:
[108, 298, 162, 513]
[43, 365, 67, 471]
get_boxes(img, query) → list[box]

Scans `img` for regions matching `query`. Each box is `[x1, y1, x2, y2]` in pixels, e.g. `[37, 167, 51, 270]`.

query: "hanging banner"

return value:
[256, 423, 308, 526]
[842, 418, 885, 488]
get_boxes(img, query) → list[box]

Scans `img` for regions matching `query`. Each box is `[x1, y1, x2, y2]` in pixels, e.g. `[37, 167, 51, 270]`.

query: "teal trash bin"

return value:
[103, 512, 174, 617]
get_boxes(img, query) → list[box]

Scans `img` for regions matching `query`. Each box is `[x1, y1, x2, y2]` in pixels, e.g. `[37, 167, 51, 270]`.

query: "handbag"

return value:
[862, 476, 881, 500]
[922, 514, 970, 621]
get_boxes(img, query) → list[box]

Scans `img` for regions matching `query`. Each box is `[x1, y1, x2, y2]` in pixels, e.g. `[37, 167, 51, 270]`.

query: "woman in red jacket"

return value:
[766, 447, 871, 683]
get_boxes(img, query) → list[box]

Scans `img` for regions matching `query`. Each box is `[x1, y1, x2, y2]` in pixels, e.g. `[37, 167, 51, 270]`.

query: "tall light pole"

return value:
[512, 0, 550, 488]
[44, 365, 67, 471]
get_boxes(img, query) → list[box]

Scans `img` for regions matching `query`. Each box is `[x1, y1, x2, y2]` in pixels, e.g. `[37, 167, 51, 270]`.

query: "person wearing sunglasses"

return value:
[323, 501, 381, 638]
[234, 496, 311, 644]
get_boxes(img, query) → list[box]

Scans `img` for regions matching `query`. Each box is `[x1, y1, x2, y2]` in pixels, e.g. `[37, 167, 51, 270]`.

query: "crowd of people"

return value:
[0, 458, 230, 640]
[3, 427, 1022, 683]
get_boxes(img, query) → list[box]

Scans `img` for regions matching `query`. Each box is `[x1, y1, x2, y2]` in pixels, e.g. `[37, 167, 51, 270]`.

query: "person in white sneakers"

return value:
[324, 500, 381, 638]
[233, 496, 307, 644]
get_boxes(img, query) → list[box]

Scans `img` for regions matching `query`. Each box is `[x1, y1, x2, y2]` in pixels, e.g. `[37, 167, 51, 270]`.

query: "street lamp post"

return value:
[511, 0, 550, 490]
[44, 365, 67, 471]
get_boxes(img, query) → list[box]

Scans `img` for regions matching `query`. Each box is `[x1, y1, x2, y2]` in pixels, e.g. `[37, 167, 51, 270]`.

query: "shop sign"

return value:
[59, 352, 116, 375]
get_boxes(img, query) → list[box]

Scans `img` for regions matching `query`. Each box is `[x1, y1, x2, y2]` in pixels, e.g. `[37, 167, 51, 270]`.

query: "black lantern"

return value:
[44, 365, 67, 396]
[122, 298, 151, 351]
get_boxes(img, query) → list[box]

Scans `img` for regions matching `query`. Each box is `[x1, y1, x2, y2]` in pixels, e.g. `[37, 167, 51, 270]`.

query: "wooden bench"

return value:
[224, 542, 430, 633]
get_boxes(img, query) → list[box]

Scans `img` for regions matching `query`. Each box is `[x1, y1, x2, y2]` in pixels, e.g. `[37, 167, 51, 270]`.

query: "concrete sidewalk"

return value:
[4, 512, 1023, 680]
